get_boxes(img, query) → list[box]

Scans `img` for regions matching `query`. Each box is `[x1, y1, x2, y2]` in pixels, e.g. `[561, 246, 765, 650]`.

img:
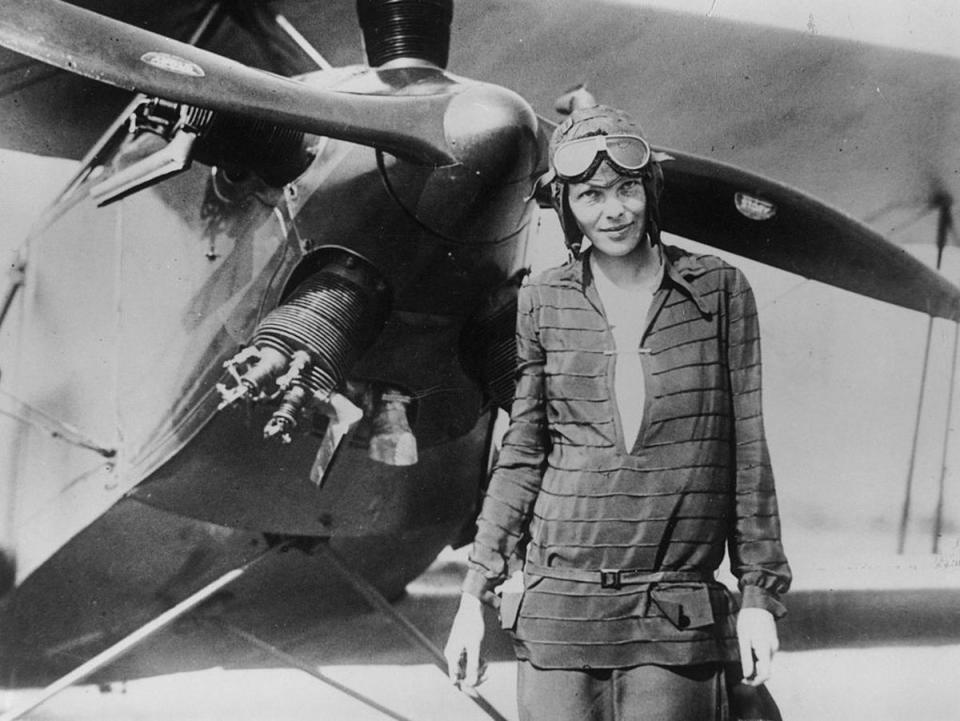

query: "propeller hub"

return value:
[444, 84, 540, 182]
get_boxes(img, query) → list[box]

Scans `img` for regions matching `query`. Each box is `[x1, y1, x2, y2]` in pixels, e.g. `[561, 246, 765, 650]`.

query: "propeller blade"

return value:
[658, 149, 960, 321]
[0, 0, 455, 164]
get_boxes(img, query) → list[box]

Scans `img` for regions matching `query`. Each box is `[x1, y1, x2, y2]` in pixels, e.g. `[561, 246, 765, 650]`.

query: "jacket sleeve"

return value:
[725, 268, 792, 618]
[462, 282, 549, 605]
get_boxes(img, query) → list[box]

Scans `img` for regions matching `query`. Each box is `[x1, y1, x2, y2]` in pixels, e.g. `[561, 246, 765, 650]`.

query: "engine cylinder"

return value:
[357, 0, 453, 68]
[194, 112, 313, 187]
[253, 255, 390, 400]
[461, 273, 524, 411]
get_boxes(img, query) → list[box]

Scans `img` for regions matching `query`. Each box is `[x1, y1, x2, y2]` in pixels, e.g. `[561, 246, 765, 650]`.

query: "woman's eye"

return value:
[620, 180, 643, 195]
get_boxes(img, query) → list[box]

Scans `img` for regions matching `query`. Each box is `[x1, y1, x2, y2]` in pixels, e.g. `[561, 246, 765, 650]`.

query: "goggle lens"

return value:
[552, 134, 652, 180]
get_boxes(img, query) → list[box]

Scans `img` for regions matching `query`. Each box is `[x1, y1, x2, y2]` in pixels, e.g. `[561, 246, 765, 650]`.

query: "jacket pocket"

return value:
[651, 585, 715, 630]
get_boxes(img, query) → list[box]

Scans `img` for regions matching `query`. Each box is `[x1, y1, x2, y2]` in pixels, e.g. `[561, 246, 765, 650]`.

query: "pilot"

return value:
[444, 105, 792, 721]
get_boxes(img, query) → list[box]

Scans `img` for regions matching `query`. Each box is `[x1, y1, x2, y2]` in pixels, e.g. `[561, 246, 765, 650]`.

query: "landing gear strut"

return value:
[314, 541, 509, 721]
[0, 543, 285, 721]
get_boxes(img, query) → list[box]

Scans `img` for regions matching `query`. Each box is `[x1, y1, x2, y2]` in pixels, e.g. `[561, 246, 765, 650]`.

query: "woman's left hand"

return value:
[736, 607, 779, 686]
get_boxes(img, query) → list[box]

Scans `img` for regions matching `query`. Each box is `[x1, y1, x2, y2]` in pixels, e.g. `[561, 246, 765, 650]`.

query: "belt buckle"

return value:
[600, 569, 621, 589]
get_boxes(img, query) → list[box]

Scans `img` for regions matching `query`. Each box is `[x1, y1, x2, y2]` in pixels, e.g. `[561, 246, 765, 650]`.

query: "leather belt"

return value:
[524, 562, 712, 590]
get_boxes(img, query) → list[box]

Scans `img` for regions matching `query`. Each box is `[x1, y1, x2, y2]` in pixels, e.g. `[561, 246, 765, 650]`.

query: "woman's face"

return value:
[567, 161, 648, 259]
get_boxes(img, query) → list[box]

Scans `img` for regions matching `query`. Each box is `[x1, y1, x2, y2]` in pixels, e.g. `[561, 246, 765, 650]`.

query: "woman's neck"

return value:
[591, 242, 663, 291]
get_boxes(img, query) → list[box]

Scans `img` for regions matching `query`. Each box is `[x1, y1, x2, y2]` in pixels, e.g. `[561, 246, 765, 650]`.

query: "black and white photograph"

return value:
[0, 1, 958, 719]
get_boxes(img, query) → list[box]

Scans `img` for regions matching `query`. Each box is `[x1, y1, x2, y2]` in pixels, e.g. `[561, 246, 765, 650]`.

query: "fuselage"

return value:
[0, 62, 543, 683]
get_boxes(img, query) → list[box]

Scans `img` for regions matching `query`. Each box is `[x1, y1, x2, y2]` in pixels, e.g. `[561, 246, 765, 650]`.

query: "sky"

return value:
[632, 0, 960, 58]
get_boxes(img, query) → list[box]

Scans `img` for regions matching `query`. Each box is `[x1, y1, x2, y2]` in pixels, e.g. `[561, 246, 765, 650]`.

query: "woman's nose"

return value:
[602, 196, 627, 218]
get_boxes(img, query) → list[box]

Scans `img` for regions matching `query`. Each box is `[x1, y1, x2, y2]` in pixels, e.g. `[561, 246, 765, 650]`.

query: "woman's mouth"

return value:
[601, 222, 633, 235]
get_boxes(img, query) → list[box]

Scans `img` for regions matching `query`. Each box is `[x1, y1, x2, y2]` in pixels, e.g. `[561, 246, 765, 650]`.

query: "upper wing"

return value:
[453, 0, 960, 317]
[448, 0, 960, 255]
[657, 149, 960, 321]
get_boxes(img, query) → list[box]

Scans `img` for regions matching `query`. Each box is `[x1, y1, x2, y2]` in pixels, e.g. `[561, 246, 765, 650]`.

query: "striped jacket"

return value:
[464, 244, 792, 669]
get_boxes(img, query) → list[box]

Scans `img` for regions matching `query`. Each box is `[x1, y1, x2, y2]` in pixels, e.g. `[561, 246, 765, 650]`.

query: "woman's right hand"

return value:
[443, 592, 486, 694]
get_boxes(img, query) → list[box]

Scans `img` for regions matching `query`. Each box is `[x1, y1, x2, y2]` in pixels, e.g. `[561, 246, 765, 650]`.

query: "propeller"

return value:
[0, 0, 464, 165]
[4, 0, 958, 321]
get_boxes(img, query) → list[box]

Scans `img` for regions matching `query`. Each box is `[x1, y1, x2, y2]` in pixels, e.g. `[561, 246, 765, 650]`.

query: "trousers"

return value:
[517, 661, 726, 721]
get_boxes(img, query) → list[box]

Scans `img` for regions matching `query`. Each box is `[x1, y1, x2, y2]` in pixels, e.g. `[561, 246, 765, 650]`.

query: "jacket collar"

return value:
[558, 244, 714, 317]
[662, 245, 715, 316]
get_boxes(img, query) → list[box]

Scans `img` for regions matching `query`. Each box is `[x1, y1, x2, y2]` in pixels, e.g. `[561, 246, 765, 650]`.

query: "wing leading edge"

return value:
[658, 149, 960, 322]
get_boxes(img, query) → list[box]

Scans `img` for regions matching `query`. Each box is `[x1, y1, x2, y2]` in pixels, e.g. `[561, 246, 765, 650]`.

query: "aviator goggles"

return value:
[551, 133, 653, 183]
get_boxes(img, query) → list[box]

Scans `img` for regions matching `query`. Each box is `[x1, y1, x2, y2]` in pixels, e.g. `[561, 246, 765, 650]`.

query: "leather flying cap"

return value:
[548, 105, 666, 257]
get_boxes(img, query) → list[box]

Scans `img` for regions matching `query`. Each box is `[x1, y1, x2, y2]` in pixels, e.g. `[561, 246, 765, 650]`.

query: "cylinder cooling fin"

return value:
[254, 262, 385, 393]
[357, 0, 453, 68]
[193, 112, 313, 187]
[217, 251, 391, 442]
[461, 271, 526, 411]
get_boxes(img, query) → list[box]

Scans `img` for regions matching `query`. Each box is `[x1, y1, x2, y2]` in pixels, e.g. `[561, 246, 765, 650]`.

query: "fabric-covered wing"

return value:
[448, 0, 960, 261]
[658, 150, 960, 321]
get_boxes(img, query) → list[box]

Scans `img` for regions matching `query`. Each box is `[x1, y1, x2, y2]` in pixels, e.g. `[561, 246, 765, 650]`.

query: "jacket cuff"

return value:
[462, 568, 501, 608]
[741, 584, 787, 619]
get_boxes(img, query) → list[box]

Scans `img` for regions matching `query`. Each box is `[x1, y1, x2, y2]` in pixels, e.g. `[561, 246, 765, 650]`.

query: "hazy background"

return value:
[2, 2, 960, 719]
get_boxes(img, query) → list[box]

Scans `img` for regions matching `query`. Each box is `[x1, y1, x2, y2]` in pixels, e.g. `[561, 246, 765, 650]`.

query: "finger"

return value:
[444, 646, 463, 685]
[738, 633, 754, 682]
[461, 661, 486, 697]
[442, 643, 454, 682]
[740, 643, 770, 687]
[462, 659, 487, 696]
[477, 660, 488, 686]
[463, 647, 480, 688]
[753, 641, 773, 685]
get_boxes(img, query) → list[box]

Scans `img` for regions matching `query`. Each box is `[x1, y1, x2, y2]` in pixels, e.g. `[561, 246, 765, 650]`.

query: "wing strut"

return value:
[898, 196, 958, 553]
[0, 542, 288, 721]
[273, 13, 333, 71]
[932, 199, 959, 553]
[315, 542, 511, 721]
[0, 252, 24, 336]
[210, 619, 415, 721]
[898, 319, 935, 554]
[933, 323, 960, 553]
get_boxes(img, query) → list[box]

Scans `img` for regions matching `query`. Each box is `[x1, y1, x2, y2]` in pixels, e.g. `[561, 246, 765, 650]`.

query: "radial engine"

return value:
[216, 251, 391, 446]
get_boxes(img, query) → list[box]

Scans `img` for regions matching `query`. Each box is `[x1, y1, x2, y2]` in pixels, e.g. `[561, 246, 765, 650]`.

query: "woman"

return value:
[444, 106, 791, 721]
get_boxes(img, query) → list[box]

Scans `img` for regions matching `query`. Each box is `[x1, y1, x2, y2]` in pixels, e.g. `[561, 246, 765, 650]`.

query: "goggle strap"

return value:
[530, 149, 673, 199]
[526, 169, 556, 202]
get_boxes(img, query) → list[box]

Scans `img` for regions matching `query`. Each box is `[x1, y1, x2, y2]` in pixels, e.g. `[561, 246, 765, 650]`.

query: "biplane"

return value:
[1, 1, 959, 719]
